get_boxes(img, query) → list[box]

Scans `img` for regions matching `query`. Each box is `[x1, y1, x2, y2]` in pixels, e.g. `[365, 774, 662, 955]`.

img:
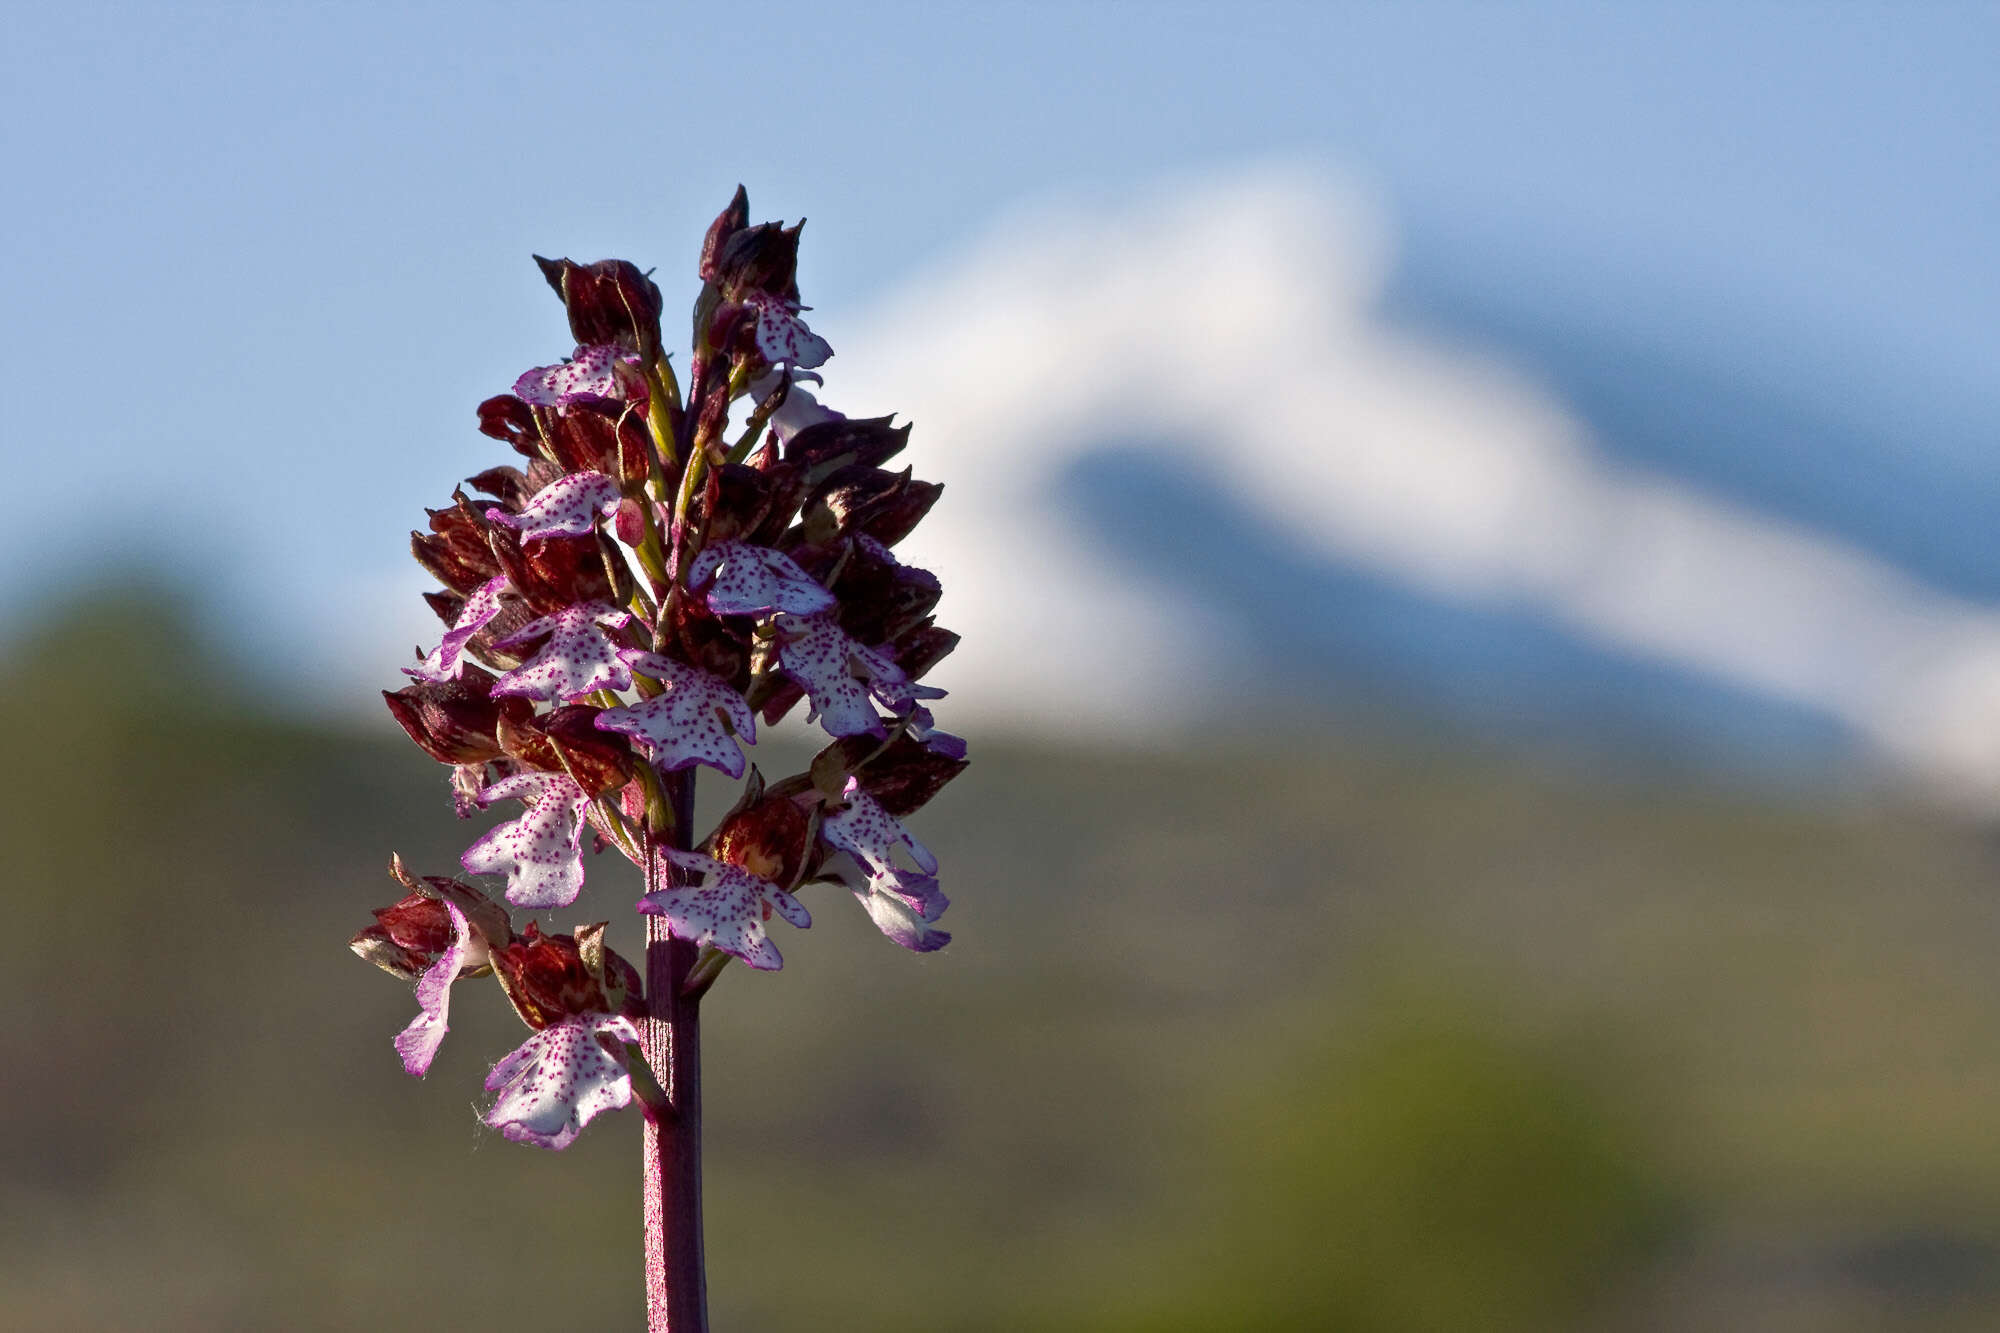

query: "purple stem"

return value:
[642, 771, 707, 1332]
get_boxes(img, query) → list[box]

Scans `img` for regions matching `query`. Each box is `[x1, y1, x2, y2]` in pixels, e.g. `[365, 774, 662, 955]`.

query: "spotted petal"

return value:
[773, 612, 941, 739]
[405, 576, 508, 682]
[687, 540, 835, 618]
[393, 900, 472, 1077]
[744, 291, 832, 370]
[638, 849, 810, 972]
[853, 882, 951, 954]
[513, 344, 641, 407]
[482, 1012, 641, 1150]
[486, 471, 621, 541]
[822, 778, 943, 917]
[491, 601, 633, 702]
[461, 772, 590, 909]
[595, 651, 755, 779]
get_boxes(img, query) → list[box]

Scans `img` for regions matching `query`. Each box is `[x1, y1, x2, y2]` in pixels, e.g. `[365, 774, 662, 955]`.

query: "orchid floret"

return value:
[743, 290, 832, 370]
[773, 612, 942, 739]
[821, 777, 943, 916]
[513, 344, 642, 407]
[491, 601, 634, 702]
[461, 771, 591, 909]
[486, 471, 622, 542]
[482, 1012, 643, 1150]
[638, 848, 810, 972]
[595, 650, 756, 779]
[853, 883, 952, 954]
[405, 575, 509, 682]
[687, 540, 835, 618]
[393, 900, 474, 1077]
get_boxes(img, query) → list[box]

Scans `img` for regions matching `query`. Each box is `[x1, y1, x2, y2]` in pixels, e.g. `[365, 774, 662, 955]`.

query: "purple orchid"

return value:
[638, 848, 810, 972]
[483, 1012, 644, 1150]
[822, 777, 945, 915]
[361, 191, 968, 1331]
[513, 343, 643, 408]
[852, 881, 952, 954]
[491, 601, 635, 702]
[392, 900, 475, 1076]
[595, 649, 756, 779]
[687, 540, 835, 617]
[461, 771, 592, 909]
[742, 290, 832, 370]
[772, 611, 945, 739]
[405, 575, 509, 682]
[486, 470, 622, 541]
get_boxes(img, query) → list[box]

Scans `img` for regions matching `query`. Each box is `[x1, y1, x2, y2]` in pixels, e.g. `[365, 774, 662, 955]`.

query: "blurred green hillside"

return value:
[5, 590, 2000, 1330]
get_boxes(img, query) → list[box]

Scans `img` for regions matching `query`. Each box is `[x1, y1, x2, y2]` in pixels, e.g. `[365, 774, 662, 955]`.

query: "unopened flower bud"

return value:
[613, 496, 647, 549]
[544, 400, 654, 484]
[497, 703, 635, 795]
[783, 415, 910, 483]
[698, 185, 750, 282]
[466, 465, 534, 511]
[534, 256, 665, 360]
[705, 463, 775, 545]
[487, 527, 615, 615]
[800, 465, 942, 548]
[892, 623, 959, 681]
[413, 490, 504, 595]
[383, 665, 533, 765]
[350, 893, 455, 979]
[836, 547, 943, 645]
[809, 734, 969, 818]
[712, 219, 802, 301]
[491, 922, 644, 1029]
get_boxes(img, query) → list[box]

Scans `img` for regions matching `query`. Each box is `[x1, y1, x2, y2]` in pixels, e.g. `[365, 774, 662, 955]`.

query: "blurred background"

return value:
[5, 3, 1999, 1329]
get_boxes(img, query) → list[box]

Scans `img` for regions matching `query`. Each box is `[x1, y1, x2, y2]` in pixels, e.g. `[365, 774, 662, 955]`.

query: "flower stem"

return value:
[642, 770, 707, 1333]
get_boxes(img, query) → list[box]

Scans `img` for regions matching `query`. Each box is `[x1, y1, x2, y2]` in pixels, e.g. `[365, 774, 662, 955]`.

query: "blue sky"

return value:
[5, 2, 1997, 788]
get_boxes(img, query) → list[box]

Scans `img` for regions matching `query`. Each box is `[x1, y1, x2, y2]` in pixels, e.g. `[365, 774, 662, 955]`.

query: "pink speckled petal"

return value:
[393, 900, 471, 1077]
[687, 540, 835, 617]
[744, 291, 832, 370]
[771, 612, 883, 739]
[594, 650, 755, 779]
[491, 601, 634, 702]
[850, 638, 946, 712]
[822, 778, 943, 919]
[482, 1013, 641, 1150]
[823, 779, 939, 875]
[854, 884, 951, 953]
[512, 344, 639, 407]
[766, 885, 811, 929]
[405, 576, 509, 682]
[486, 471, 621, 541]
[638, 849, 810, 971]
[461, 772, 590, 908]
